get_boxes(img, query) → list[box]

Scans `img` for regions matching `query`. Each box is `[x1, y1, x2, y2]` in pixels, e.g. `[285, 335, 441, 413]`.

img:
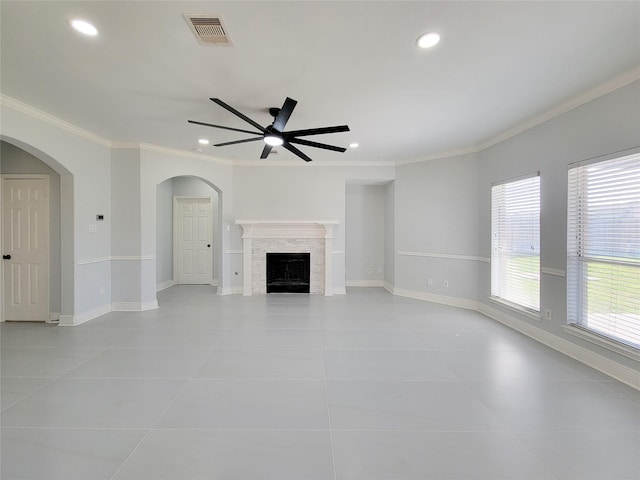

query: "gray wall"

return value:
[0, 141, 62, 314]
[345, 184, 385, 282]
[394, 152, 482, 300]
[156, 178, 173, 285]
[384, 181, 395, 286]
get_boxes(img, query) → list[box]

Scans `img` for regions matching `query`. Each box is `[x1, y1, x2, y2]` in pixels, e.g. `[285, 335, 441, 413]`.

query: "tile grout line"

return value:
[318, 312, 338, 480]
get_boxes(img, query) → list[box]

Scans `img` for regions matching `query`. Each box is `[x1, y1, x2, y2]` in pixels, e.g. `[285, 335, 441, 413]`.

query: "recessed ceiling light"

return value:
[349, 143, 359, 149]
[198, 138, 210, 145]
[70, 19, 98, 36]
[416, 32, 440, 49]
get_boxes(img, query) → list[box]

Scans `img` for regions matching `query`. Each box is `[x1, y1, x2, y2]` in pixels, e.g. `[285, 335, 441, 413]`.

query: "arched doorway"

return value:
[156, 175, 222, 292]
[0, 138, 74, 322]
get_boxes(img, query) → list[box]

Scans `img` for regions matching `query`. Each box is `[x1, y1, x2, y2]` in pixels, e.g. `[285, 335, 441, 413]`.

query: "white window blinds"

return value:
[567, 152, 640, 349]
[491, 174, 540, 312]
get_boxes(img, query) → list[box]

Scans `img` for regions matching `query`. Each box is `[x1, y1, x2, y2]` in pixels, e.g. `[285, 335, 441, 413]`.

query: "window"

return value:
[567, 151, 640, 349]
[491, 174, 540, 313]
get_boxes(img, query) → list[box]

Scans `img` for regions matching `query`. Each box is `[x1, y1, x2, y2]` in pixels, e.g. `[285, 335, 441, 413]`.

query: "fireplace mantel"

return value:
[236, 220, 338, 296]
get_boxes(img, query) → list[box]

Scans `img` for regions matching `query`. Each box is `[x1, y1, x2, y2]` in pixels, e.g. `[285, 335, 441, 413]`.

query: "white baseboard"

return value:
[217, 286, 243, 295]
[332, 286, 347, 295]
[211, 279, 219, 287]
[477, 302, 640, 390]
[111, 300, 159, 312]
[392, 287, 479, 310]
[58, 303, 112, 327]
[47, 312, 61, 323]
[346, 280, 384, 287]
[383, 281, 394, 294]
[156, 279, 176, 292]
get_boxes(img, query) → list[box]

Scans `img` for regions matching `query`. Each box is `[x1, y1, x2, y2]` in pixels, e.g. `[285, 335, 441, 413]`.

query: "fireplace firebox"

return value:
[266, 253, 311, 293]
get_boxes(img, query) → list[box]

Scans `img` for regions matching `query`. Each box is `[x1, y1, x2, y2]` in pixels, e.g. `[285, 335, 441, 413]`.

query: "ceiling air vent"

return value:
[183, 14, 232, 46]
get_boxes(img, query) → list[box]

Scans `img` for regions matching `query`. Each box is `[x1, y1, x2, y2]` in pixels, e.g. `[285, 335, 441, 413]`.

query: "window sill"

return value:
[489, 297, 541, 321]
[562, 324, 640, 362]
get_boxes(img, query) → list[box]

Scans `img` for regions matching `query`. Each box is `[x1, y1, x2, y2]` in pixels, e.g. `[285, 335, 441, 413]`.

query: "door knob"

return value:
[207, 244, 211, 248]
[2, 254, 11, 260]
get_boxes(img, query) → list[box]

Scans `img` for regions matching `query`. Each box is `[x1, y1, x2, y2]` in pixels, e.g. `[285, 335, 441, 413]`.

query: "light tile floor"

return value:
[1, 286, 639, 479]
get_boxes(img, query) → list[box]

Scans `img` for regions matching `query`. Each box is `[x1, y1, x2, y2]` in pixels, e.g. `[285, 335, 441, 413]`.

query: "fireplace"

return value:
[236, 220, 338, 296]
[266, 253, 310, 293]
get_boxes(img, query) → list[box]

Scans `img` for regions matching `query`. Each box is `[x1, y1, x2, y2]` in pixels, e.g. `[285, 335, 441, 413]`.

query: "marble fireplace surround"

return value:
[236, 220, 338, 296]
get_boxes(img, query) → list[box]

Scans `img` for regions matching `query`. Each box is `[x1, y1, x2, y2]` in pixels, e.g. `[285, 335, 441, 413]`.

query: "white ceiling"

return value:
[1, 1, 639, 164]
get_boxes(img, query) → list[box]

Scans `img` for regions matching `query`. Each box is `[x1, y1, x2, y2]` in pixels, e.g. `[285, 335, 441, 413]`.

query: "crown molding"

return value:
[137, 143, 234, 166]
[233, 159, 396, 167]
[0, 94, 112, 147]
[4, 66, 638, 168]
[395, 145, 480, 166]
[476, 65, 640, 153]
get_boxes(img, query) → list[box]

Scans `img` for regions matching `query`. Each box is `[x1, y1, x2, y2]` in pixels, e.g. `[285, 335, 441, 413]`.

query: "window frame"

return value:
[566, 148, 640, 352]
[490, 172, 541, 316]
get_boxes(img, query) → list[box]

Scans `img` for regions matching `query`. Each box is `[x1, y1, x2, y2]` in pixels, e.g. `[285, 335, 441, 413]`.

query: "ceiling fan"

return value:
[188, 97, 350, 162]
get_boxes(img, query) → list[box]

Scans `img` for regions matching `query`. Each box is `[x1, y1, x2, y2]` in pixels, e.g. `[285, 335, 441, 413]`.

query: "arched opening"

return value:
[0, 137, 74, 322]
[156, 175, 222, 292]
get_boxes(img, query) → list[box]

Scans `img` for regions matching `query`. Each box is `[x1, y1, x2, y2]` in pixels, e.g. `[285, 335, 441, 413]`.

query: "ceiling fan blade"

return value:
[283, 142, 313, 162]
[210, 98, 266, 133]
[260, 144, 273, 159]
[188, 120, 261, 136]
[288, 138, 347, 152]
[214, 137, 263, 147]
[284, 125, 350, 137]
[272, 97, 297, 132]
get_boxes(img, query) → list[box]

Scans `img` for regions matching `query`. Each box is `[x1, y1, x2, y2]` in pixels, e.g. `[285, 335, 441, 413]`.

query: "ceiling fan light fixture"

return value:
[349, 143, 359, 149]
[416, 32, 440, 49]
[264, 134, 284, 147]
[198, 138, 210, 145]
[69, 19, 98, 36]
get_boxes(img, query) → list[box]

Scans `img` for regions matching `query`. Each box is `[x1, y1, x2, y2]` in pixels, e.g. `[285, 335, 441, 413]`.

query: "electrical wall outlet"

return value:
[428, 277, 433, 286]
[367, 267, 373, 274]
[443, 280, 449, 288]
[545, 309, 552, 321]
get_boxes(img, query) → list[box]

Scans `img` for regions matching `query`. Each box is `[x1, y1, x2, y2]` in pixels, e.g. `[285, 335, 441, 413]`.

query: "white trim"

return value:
[392, 287, 480, 310]
[346, 280, 384, 287]
[396, 250, 490, 263]
[333, 251, 345, 255]
[156, 279, 176, 292]
[217, 286, 243, 295]
[233, 159, 396, 167]
[395, 146, 479, 166]
[383, 281, 395, 294]
[225, 250, 243, 254]
[563, 324, 640, 363]
[47, 312, 60, 323]
[77, 255, 155, 265]
[333, 286, 347, 295]
[489, 296, 541, 321]
[111, 255, 155, 261]
[477, 66, 640, 153]
[0, 94, 112, 147]
[58, 303, 111, 326]
[111, 300, 158, 312]
[396, 66, 640, 167]
[138, 143, 234, 166]
[76, 256, 111, 265]
[478, 303, 640, 390]
[541, 267, 566, 277]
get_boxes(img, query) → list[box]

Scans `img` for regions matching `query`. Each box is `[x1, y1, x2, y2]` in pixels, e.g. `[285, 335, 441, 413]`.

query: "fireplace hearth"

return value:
[267, 253, 310, 293]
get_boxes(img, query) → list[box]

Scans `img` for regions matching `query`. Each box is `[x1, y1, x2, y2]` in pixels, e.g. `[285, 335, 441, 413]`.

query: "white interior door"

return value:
[176, 197, 212, 284]
[2, 176, 49, 321]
